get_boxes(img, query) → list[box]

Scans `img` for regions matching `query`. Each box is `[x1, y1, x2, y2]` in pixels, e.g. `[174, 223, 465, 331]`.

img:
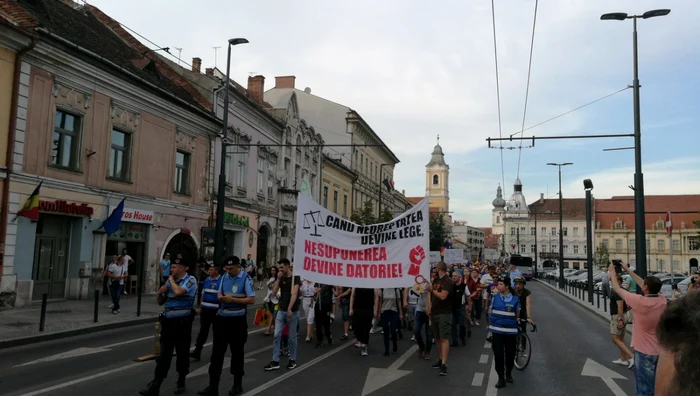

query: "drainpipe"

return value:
[0, 26, 37, 277]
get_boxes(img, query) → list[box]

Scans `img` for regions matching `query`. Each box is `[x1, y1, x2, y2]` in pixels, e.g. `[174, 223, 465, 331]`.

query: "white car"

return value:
[660, 276, 692, 299]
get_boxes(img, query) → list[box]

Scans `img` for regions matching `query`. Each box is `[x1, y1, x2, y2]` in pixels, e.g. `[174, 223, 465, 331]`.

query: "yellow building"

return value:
[408, 136, 450, 220]
[321, 154, 357, 218]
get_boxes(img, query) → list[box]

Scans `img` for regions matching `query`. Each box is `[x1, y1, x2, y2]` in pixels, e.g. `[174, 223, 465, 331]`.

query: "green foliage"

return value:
[594, 243, 610, 269]
[351, 200, 378, 225]
[429, 213, 451, 251]
[378, 207, 393, 223]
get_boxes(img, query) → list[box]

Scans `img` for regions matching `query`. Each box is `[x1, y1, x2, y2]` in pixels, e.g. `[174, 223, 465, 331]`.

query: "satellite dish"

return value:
[304, 87, 311, 94]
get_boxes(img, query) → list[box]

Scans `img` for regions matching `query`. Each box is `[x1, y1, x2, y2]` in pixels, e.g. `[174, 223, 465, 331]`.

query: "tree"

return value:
[594, 243, 610, 269]
[378, 207, 393, 223]
[429, 213, 451, 252]
[351, 200, 378, 225]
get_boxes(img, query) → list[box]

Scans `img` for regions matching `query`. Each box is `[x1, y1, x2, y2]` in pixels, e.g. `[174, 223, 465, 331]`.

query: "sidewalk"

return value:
[536, 276, 632, 334]
[0, 286, 268, 349]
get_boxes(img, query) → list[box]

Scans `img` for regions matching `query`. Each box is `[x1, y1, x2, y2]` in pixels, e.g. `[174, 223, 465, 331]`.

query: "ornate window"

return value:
[432, 174, 439, 185]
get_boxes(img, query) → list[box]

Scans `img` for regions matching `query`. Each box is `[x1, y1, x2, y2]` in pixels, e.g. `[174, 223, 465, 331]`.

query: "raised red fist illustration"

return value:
[407, 245, 426, 276]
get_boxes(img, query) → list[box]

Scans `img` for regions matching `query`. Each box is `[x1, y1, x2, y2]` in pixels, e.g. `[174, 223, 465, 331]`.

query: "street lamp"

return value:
[584, 179, 594, 303]
[214, 38, 249, 268]
[547, 162, 573, 289]
[377, 163, 391, 220]
[600, 9, 670, 284]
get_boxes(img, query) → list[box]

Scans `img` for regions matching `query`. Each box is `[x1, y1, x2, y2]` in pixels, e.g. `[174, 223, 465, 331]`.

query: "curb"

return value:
[0, 302, 266, 350]
[535, 278, 633, 336]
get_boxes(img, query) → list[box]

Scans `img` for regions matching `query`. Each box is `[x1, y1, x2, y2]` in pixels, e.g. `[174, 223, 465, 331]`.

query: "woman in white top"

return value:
[263, 266, 279, 336]
[300, 279, 317, 342]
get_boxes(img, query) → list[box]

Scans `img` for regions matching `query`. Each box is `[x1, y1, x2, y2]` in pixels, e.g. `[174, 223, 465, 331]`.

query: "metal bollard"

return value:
[597, 289, 600, 308]
[94, 289, 100, 323]
[603, 294, 608, 313]
[39, 293, 48, 332]
[154, 322, 161, 356]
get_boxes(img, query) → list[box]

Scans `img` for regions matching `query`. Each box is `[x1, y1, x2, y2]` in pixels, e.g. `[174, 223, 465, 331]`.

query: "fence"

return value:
[538, 273, 609, 314]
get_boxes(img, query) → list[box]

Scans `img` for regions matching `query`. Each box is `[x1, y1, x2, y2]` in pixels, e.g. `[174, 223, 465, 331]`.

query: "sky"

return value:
[87, 0, 700, 227]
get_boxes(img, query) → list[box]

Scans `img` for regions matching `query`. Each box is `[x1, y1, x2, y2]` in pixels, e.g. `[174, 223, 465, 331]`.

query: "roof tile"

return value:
[594, 194, 700, 230]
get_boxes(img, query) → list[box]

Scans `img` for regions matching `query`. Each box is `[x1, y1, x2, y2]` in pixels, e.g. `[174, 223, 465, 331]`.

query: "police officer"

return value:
[140, 259, 198, 396]
[190, 264, 222, 361]
[198, 256, 255, 396]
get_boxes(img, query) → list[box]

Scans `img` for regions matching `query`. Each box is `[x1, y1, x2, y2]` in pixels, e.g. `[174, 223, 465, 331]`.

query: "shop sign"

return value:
[108, 223, 147, 241]
[110, 206, 154, 224]
[39, 200, 94, 216]
[223, 212, 249, 227]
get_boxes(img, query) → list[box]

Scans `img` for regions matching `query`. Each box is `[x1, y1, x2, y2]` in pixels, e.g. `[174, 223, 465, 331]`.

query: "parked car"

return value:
[660, 276, 692, 299]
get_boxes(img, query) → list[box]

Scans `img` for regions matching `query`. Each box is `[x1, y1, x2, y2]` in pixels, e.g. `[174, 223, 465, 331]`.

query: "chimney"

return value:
[192, 57, 201, 73]
[205, 68, 214, 76]
[275, 75, 296, 89]
[540, 193, 544, 203]
[247, 75, 265, 103]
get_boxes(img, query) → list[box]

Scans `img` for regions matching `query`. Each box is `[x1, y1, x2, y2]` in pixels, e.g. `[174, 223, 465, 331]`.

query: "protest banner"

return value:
[429, 251, 441, 268]
[443, 248, 464, 264]
[293, 194, 430, 288]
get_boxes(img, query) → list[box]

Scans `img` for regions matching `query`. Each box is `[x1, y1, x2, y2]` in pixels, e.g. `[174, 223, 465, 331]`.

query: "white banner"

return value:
[293, 194, 430, 288]
[443, 249, 464, 264]
[429, 251, 441, 267]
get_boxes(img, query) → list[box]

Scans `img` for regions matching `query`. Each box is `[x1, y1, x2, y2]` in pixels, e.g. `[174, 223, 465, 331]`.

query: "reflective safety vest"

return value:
[217, 272, 252, 317]
[488, 293, 520, 335]
[201, 276, 222, 310]
[163, 274, 197, 318]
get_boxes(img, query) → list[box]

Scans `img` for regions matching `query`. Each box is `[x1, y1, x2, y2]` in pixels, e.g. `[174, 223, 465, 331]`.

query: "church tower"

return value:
[491, 185, 506, 235]
[425, 135, 450, 214]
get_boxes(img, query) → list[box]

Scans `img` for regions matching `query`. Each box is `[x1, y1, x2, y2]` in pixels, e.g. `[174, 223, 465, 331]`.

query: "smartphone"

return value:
[672, 283, 678, 290]
[612, 260, 623, 274]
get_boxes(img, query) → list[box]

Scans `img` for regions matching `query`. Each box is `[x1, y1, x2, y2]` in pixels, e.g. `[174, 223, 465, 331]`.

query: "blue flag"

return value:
[103, 198, 125, 235]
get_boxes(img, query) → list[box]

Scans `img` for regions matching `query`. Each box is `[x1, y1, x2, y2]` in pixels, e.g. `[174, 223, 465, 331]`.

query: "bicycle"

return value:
[514, 318, 537, 370]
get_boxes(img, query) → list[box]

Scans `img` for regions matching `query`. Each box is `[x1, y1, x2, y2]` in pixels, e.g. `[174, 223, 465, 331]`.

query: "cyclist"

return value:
[513, 276, 533, 326]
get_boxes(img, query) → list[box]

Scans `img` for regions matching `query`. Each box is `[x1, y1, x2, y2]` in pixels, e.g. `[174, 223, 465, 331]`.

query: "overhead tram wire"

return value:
[516, 0, 540, 179]
[490, 0, 506, 189]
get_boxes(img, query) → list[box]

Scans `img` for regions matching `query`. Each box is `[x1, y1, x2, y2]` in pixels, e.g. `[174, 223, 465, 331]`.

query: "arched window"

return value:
[432, 174, 439, 185]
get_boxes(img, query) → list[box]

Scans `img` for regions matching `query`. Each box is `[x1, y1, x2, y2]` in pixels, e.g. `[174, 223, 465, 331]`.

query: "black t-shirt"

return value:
[453, 283, 466, 311]
[609, 290, 627, 316]
[278, 275, 301, 311]
[517, 288, 531, 319]
[431, 274, 455, 315]
[353, 288, 375, 310]
[317, 284, 334, 307]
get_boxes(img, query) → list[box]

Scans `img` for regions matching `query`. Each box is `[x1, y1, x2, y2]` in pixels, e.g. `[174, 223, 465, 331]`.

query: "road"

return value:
[0, 282, 637, 396]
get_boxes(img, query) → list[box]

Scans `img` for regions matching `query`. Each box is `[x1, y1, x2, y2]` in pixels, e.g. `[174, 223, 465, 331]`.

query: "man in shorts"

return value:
[427, 261, 455, 376]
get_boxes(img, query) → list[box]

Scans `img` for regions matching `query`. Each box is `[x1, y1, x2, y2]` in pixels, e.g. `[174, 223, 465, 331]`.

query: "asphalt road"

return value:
[0, 282, 638, 396]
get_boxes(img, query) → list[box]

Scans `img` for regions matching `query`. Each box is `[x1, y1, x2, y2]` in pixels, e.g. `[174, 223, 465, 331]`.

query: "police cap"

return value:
[223, 256, 241, 267]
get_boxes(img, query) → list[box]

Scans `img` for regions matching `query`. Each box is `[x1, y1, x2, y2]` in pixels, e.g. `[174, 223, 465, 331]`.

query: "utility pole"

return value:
[548, 162, 573, 289]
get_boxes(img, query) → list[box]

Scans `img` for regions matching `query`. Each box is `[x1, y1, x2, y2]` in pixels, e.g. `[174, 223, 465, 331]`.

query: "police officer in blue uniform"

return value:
[190, 264, 222, 361]
[487, 274, 521, 389]
[140, 259, 198, 396]
[198, 256, 256, 396]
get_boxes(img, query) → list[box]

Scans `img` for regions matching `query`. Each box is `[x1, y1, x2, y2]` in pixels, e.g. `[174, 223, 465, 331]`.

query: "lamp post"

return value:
[600, 9, 670, 283]
[547, 162, 573, 289]
[377, 163, 391, 220]
[584, 179, 594, 303]
[214, 38, 249, 268]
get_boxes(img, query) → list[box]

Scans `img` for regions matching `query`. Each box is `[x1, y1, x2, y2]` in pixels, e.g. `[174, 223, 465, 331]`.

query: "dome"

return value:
[492, 185, 506, 209]
[426, 136, 447, 167]
[506, 178, 528, 214]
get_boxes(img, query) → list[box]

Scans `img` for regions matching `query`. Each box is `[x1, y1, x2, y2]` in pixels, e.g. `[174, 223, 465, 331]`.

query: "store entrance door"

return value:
[32, 215, 71, 300]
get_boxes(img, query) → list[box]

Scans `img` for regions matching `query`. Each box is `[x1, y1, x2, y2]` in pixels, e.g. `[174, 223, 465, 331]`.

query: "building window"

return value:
[688, 237, 698, 250]
[236, 145, 247, 188]
[672, 239, 680, 252]
[496, 216, 500, 224]
[583, 245, 586, 252]
[563, 245, 568, 254]
[573, 245, 579, 254]
[646, 239, 650, 252]
[510, 227, 516, 236]
[551, 227, 556, 236]
[629, 259, 636, 267]
[520, 244, 526, 253]
[333, 190, 338, 213]
[520, 227, 526, 234]
[108, 129, 131, 180]
[615, 239, 623, 252]
[257, 158, 265, 194]
[602, 239, 609, 248]
[658, 258, 665, 271]
[224, 146, 234, 183]
[52, 110, 81, 170]
[432, 174, 439, 185]
[563, 227, 568, 236]
[530, 244, 536, 253]
[629, 239, 635, 250]
[530, 227, 536, 235]
[657, 239, 665, 252]
[323, 185, 328, 208]
[551, 245, 557, 252]
[541, 227, 546, 235]
[268, 171, 274, 199]
[343, 192, 348, 217]
[174, 150, 190, 194]
[541, 244, 546, 253]
[573, 227, 579, 237]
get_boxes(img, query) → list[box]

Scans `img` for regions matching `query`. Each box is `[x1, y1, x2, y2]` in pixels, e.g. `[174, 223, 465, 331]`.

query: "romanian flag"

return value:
[16, 181, 43, 221]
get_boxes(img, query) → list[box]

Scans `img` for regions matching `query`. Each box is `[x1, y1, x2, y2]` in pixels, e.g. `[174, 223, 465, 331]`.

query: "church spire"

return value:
[427, 134, 446, 167]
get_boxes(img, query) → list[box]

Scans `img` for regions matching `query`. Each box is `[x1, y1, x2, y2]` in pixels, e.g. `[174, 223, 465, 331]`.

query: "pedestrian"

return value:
[450, 270, 471, 346]
[350, 287, 377, 356]
[190, 265, 222, 361]
[106, 255, 128, 314]
[314, 283, 334, 347]
[412, 286, 433, 360]
[609, 262, 666, 396]
[139, 259, 197, 396]
[197, 256, 256, 396]
[601, 267, 611, 298]
[488, 274, 520, 389]
[427, 261, 455, 376]
[609, 271, 635, 369]
[159, 253, 171, 287]
[300, 279, 316, 342]
[264, 258, 301, 371]
[467, 269, 482, 326]
[377, 287, 403, 356]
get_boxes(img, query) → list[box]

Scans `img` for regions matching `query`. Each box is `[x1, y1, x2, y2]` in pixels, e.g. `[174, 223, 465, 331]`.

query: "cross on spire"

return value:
[437, 134, 440, 145]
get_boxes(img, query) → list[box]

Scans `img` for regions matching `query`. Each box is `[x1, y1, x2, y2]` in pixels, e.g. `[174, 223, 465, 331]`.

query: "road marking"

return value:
[484, 341, 491, 348]
[581, 358, 628, 396]
[485, 357, 498, 396]
[471, 372, 485, 387]
[479, 354, 489, 364]
[18, 362, 141, 396]
[361, 345, 419, 396]
[14, 347, 111, 367]
[187, 345, 273, 378]
[102, 335, 153, 348]
[241, 341, 354, 396]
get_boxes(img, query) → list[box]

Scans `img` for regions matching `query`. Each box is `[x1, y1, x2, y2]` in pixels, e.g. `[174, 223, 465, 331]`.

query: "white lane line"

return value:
[241, 341, 354, 396]
[484, 341, 491, 348]
[485, 358, 498, 396]
[102, 336, 152, 349]
[479, 354, 489, 364]
[18, 362, 141, 396]
[188, 345, 273, 378]
[471, 373, 485, 387]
